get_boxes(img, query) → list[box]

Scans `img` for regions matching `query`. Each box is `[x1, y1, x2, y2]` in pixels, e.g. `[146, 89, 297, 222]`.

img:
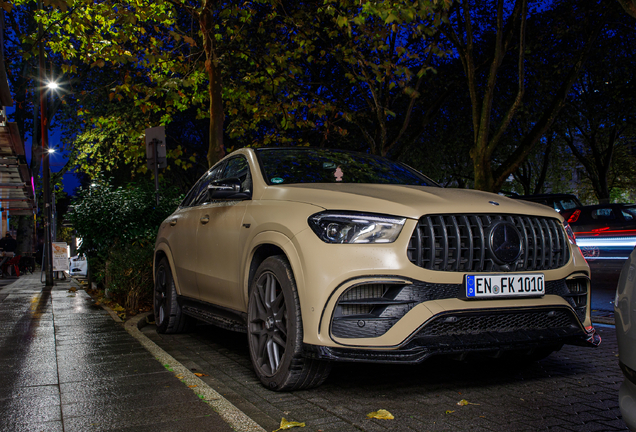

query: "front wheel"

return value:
[247, 256, 331, 391]
[154, 257, 195, 334]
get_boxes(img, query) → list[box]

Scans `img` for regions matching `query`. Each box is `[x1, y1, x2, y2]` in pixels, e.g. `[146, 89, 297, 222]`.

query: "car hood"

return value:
[260, 184, 561, 220]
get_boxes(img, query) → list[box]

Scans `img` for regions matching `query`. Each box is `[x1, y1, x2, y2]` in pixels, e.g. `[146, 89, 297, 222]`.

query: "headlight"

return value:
[308, 211, 406, 244]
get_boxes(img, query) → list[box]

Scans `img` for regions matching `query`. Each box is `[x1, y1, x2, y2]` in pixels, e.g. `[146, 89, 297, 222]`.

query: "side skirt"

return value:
[177, 296, 247, 333]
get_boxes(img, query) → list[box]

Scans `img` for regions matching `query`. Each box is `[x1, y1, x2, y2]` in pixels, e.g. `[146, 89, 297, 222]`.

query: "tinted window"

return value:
[554, 199, 579, 211]
[220, 156, 252, 194]
[181, 164, 223, 207]
[622, 207, 636, 221]
[256, 148, 436, 186]
[591, 208, 616, 220]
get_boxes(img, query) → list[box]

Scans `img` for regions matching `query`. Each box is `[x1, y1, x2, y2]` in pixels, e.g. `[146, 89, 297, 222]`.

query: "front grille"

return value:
[407, 214, 569, 272]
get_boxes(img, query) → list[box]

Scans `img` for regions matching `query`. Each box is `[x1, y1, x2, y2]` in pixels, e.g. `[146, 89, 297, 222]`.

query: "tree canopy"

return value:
[2, 0, 635, 201]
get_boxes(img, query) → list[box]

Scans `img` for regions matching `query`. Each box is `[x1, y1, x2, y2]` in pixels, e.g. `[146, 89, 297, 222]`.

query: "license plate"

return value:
[465, 273, 545, 298]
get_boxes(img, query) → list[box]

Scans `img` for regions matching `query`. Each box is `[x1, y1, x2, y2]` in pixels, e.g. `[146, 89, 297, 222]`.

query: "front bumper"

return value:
[303, 306, 600, 364]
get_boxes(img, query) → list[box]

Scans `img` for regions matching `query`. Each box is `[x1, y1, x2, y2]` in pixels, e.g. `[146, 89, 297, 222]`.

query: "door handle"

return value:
[170, 219, 177, 226]
[200, 215, 210, 224]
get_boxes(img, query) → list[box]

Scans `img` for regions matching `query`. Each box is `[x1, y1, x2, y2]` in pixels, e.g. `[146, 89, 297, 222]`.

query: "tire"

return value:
[247, 256, 331, 391]
[154, 257, 195, 334]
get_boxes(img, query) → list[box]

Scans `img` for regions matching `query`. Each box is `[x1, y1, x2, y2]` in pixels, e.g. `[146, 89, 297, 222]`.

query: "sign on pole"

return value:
[145, 126, 167, 169]
[52, 242, 69, 272]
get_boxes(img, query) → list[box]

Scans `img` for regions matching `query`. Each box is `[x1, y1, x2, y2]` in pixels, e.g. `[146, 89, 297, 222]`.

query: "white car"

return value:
[69, 255, 88, 277]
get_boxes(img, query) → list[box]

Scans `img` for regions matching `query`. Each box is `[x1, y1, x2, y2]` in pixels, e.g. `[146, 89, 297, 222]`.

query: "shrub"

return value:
[106, 241, 155, 311]
[69, 180, 182, 310]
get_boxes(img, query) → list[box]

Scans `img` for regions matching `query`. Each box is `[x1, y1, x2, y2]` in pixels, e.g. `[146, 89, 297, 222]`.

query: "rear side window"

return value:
[590, 208, 616, 220]
[554, 199, 579, 211]
[622, 207, 636, 221]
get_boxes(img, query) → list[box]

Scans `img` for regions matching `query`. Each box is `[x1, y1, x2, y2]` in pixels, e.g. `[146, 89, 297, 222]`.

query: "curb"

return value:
[592, 316, 615, 325]
[125, 312, 266, 432]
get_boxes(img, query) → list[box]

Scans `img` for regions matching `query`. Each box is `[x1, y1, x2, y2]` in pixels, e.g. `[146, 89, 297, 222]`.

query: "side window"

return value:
[622, 208, 636, 221]
[591, 208, 616, 220]
[181, 163, 224, 207]
[219, 156, 252, 194]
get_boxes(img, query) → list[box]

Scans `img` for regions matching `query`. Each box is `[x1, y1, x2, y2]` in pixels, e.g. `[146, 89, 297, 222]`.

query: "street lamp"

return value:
[38, 63, 56, 287]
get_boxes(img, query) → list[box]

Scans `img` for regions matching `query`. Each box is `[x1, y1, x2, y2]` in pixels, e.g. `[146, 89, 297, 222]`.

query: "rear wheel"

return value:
[154, 257, 195, 334]
[248, 256, 331, 391]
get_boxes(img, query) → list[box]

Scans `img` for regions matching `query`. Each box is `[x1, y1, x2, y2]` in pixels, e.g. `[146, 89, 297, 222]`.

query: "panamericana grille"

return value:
[407, 214, 569, 272]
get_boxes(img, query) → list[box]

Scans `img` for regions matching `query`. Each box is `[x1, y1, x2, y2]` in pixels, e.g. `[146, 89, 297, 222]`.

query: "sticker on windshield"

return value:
[271, 177, 284, 184]
[334, 167, 343, 182]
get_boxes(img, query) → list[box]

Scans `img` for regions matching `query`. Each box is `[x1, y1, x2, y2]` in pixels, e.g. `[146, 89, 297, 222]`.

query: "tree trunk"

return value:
[617, 0, 636, 18]
[15, 216, 34, 255]
[199, 1, 225, 168]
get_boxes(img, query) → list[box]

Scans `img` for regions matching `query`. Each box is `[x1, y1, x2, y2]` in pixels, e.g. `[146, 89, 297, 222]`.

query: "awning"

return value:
[0, 122, 35, 216]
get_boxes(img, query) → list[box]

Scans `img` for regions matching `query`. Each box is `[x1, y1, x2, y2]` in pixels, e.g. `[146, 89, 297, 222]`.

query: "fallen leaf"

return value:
[445, 410, 455, 414]
[194, 373, 208, 377]
[273, 417, 305, 431]
[188, 385, 197, 388]
[457, 399, 480, 406]
[68, 287, 77, 292]
[366, 409, 394, 420]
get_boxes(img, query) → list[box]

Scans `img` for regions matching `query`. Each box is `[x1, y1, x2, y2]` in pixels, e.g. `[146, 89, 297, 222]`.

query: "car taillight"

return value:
[563, 221, 577, 245]
[567, 209, 581, 224]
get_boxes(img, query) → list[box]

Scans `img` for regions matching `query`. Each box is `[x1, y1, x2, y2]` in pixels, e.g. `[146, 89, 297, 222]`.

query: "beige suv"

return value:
[154, 147, 601, 391]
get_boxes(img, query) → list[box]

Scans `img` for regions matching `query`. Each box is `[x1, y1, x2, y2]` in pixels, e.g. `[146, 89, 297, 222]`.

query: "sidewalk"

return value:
[0, 272, 256, 432]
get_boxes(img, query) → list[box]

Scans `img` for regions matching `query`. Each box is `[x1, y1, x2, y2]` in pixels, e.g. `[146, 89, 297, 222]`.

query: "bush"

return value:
[69, 180, 183, 311]
[106, 241, 155, 311]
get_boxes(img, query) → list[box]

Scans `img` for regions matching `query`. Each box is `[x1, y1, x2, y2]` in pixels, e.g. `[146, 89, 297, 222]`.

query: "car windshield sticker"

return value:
[334, 166, 343, 182]
[271, 177, 284, 184]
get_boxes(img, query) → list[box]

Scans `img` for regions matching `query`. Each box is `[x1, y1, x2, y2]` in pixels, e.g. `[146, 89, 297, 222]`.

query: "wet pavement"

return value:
[0, 273, 237, 432]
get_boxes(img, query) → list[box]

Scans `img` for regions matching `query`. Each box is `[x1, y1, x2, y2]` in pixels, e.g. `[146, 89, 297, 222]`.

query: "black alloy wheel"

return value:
[248, 255, 331, 391]
[154, 257, 194, 334]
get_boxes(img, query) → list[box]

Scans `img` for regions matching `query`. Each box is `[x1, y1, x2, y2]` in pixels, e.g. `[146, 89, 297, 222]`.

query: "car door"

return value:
[194, 155, 252, 310]
[168, 165, 222, 299]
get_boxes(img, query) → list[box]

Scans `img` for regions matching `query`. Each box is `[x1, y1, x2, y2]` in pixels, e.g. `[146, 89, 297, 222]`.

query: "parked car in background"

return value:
[615, 246, 636, 431]
[561, 204, 636, 289]
[154, 147, 600, 391]
[561, 204, 636, 236]
[510, 193, 582, 213]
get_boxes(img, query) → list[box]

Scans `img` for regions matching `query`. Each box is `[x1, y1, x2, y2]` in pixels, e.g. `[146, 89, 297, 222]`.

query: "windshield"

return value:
[255, 148, 437, 186]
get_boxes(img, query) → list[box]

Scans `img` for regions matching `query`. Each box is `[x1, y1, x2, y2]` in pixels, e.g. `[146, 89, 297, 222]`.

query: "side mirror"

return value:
[207, 178, 250, 200]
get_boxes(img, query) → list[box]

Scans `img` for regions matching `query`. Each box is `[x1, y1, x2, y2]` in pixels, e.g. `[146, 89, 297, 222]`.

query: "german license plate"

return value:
[465, 273, 545, 298]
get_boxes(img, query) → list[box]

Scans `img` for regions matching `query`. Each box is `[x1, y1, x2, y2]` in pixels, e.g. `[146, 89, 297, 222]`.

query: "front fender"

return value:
[241, 230, 305, 310]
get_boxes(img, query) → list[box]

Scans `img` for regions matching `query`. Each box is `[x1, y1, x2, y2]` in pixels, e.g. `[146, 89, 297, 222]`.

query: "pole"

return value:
[153, 138, 159, 205]
[38, 0, 54, 286]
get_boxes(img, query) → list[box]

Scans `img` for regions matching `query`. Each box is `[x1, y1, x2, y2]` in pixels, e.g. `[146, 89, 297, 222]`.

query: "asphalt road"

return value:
[141, 321, 627, 431]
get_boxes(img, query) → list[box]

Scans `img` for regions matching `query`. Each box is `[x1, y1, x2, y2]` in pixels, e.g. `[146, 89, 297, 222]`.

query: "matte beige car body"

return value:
[155, 148, 592, 351]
